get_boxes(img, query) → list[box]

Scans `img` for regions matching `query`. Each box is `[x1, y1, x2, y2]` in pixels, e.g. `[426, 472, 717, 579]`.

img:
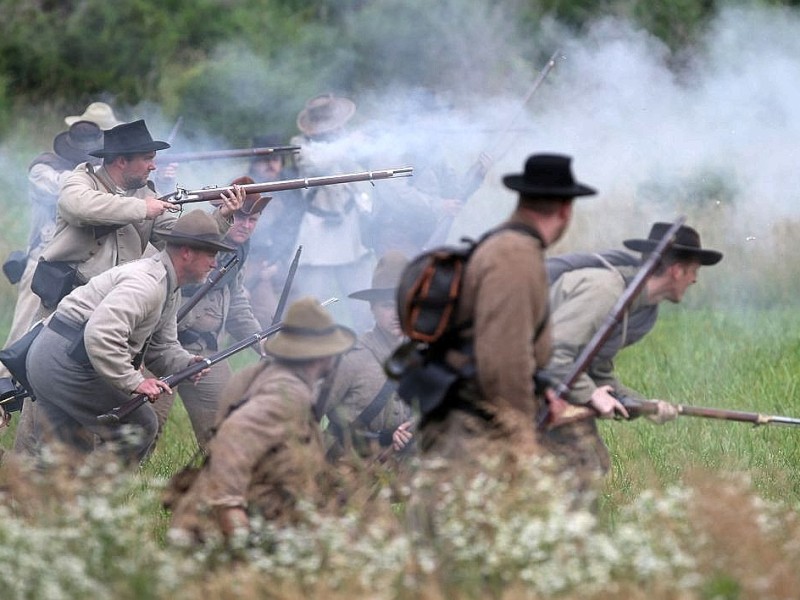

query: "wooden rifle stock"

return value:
[163, 145, 300, 164]
[161, 166, 413, 204]
[538, 215, 687, 432]
[97, 298, 338, 424]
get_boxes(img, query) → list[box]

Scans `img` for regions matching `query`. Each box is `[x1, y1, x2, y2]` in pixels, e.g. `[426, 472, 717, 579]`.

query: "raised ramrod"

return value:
[615, 395, 800, 427]
[97, 297, 339, 425]
[160, 166, 414, 204]
[162, 145, 300, 164]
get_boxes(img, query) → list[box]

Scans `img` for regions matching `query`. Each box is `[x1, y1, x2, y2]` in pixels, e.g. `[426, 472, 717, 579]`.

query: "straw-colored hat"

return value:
[264, 297, 356, 360]
[158, 210, 235, 253]
[349, 251, 408, 302]
[296, 94, 356, 137]
[64, 101, 122, 131]
[53, 120, 103, 166]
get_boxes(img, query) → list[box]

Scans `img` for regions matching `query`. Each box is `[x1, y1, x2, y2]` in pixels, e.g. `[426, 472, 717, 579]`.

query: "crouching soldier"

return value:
[324, 251, 414, 461]
[166, 297, 355, 543]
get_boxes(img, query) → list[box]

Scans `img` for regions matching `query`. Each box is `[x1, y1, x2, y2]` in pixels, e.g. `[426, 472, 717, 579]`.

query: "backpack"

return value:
[390, 222, 544, 416]
[396, 222, 543, 344]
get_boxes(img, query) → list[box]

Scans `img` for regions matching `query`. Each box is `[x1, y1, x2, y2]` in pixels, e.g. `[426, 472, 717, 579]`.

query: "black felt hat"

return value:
[502, 154, 596, 198]
[89, 119, 170, 158]
[53, 120, 103, 166]
[623, 222, 723, 266]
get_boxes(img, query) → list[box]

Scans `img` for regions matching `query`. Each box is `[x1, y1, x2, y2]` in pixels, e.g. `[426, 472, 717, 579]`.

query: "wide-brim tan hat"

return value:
[349, 250, 408, 302]
[158, 209, 235, 253]
[264, 297, 356, 360]
[296, 94, 356, 137]
[64, 102, 123, 131]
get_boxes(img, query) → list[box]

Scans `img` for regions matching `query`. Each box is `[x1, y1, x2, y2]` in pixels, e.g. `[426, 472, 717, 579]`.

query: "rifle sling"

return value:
[354, 378, 397, 430]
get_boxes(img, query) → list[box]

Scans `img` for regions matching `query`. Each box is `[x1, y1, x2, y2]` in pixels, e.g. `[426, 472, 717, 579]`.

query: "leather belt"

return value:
[48, 313, 84, 342]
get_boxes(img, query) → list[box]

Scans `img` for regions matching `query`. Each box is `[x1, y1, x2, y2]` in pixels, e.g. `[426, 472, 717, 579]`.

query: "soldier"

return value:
[166, 297, 355, 543]
[288, 94, 375, 331]
[244, 133, 304, 328]
[0, 120, 104, 377]
[10, 119, 240, 452]
[153, 177, 270, 449]
[18, 210, 234, 463]
[543, 222, 723, 480]
[416, 154, 596, 467]
[324, 251, 413, 460]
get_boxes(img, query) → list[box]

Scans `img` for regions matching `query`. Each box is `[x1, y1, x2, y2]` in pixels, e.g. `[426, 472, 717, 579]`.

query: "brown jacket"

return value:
[420, 215, 551, 457]
[457, 215, 552, 416]
[168, 361, 327, 536]
[325, 327, 411, 452]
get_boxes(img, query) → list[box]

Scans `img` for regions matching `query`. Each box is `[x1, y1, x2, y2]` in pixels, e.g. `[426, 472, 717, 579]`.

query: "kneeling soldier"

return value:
[167, 297, 355, 542]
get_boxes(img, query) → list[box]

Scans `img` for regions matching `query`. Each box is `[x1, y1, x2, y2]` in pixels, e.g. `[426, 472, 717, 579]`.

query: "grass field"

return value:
[0, 306, 798, 599]
[2, 112, 800, 596]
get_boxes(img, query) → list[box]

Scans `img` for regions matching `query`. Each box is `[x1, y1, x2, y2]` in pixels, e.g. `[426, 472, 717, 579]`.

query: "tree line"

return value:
[0, 0, 797, 142]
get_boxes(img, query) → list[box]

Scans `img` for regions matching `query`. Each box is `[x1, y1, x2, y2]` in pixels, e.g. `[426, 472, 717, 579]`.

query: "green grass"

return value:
[3, 305, 800, 597]
[603, 307, 800, 505]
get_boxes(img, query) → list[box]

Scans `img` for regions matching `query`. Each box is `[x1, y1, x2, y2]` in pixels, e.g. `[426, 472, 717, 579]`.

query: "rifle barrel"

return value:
[678, 405, 800, 426]
[163, 145, 300, 163]
[96, 297, 339, 424]
[621, 397, 800, 427]
[163, 166, 413, 204]
[271, 246, 302, 326]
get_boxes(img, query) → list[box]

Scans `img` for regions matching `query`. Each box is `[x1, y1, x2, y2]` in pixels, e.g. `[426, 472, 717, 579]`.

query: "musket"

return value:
[97, 298, 339, 424]
[176, 253, 239, 324]
[160, 166, 413, 204]
[537, 215, 687, 432]
[271, 246, 301, 326]
[162, 145, 300, 164]
[617, 396, 800, 427]
[422, 51, 560, 250]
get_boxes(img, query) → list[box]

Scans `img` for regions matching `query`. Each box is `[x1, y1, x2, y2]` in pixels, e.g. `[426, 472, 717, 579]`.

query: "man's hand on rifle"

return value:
[392, 420, 414, 451]
[146, 197, 179, 218]
[188, 355, 211, 383]
[216, 184, 245, 219]
[646, 400, 678, 424]
[589, 385, 629, 419]
[135, 378, 173, 401]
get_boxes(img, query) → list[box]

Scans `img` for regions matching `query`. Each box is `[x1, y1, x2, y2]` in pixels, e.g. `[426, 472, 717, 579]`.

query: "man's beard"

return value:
[122, 174, 147, 190]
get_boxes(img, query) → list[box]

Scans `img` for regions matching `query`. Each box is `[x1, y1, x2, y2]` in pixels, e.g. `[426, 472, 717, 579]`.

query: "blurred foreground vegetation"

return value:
[1, 308, 800, 598]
